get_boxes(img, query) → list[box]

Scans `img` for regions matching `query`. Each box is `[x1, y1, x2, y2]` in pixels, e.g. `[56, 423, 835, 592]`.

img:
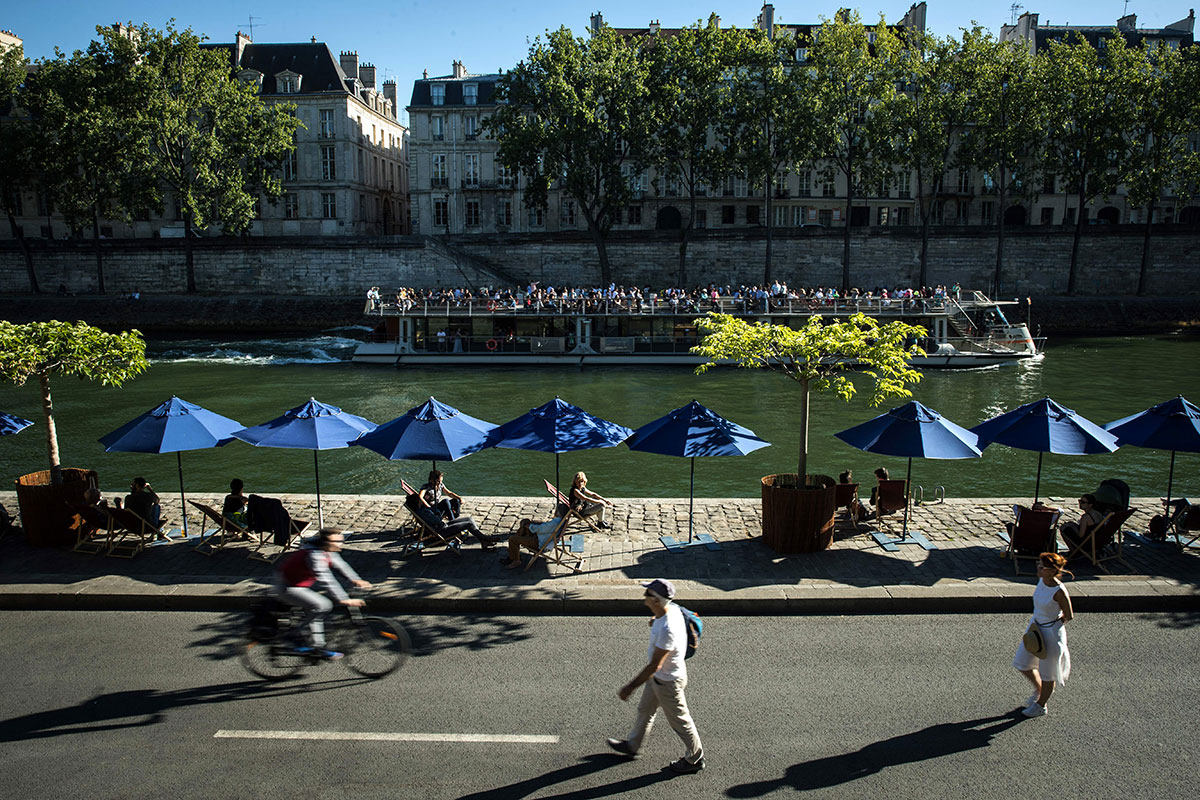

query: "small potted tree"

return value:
[0, 321, 147, 545]
[693, 312, 924, 553]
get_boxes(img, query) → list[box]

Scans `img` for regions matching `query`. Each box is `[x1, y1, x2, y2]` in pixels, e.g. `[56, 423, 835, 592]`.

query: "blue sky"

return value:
[6, 2, 1192, 124]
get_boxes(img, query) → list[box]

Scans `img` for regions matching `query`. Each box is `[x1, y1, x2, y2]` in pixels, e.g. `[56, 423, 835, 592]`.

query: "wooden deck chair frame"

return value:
[523, 513, 584, 574]
[1168, 501, 1200, 551]
[873, 479, 909, 533]
[1005, 505, 1061, 575]
[834, 482, 863, 531]
[399, 479, 464, 554]
[69, 505, 109, 555]
[101, 505, 158, 558]
[544, 479, 602, 535]
[1065, 507, 1135, 573]
[247, 514, 311, 564]
[189, 500, 251, 556]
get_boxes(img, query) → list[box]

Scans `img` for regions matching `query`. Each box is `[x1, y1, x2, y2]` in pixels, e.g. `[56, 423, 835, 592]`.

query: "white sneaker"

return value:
[1024, 693, 1038, 708]
[1022, 702, 1048, 718]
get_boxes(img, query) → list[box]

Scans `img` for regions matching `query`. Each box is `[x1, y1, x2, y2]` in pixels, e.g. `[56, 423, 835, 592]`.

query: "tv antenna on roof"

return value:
[1123, 0, 1132, 15]
[1010, 3, 1024, 25]
[245, 14, 266, 40]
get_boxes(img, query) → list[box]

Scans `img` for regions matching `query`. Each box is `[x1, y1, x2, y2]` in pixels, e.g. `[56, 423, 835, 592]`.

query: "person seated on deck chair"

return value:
[570, 471, 613, 530]
[1059, 494, 1105, 552]
[406, 489, 495, 550]
[123, 477, 163, 533]
[500, 504, 569, 570]
[868, 467, 890, 516]
[838, 470, 866, 521]
[420, 470, 463, 521]
[223, 478, 249, 526]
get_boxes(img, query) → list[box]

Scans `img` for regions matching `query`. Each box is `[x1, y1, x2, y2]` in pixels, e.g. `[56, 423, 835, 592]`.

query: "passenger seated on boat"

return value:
[1059, 494, 1105, 552]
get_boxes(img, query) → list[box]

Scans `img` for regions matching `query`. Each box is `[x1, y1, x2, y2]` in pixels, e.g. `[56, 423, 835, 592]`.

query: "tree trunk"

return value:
[842, 180, 853, 293]
[184, 216, 197, 293]
[6, 208, 39, 293]
[38, 371, 62, 486]
[678, 194, 695, 287]
[797, 378, 810, 483]
[764, 181, 773, 285]
[993, 165, 1007, 298]
[586, 219, 612, 285]
[1137, 208, 1153, 297]
[91, 203, 105, 294]
[1067, 186, 1086, 296]
[919, 195, 931, 289]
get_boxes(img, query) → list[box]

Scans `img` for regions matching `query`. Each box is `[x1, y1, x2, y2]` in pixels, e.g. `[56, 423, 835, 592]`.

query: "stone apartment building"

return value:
[1, 31, 409, 240]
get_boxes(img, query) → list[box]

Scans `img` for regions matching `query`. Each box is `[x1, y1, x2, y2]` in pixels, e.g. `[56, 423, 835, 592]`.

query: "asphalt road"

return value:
[1, 609, 1197, 799]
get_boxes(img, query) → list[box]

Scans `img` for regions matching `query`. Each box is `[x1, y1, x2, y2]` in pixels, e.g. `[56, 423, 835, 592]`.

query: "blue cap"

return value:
[641, 579, 676, 600]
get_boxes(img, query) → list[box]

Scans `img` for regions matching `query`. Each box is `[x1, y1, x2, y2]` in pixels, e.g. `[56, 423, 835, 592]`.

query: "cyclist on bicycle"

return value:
[273, 528, 371, 659]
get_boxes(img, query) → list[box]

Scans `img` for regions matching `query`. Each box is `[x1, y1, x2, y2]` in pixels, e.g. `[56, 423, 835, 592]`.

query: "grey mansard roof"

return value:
[409, 73, 502, 108]
[203, 42, 352, 95]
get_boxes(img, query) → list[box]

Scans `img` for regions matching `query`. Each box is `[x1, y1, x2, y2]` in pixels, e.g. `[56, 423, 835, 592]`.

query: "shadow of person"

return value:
[456, 753, 675, 800]
[725, 712, 1025, 797]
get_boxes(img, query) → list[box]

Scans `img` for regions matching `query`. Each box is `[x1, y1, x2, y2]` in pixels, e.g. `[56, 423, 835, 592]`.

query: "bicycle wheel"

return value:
[241, 638, 306, 681]
[343, 616, 411, 678]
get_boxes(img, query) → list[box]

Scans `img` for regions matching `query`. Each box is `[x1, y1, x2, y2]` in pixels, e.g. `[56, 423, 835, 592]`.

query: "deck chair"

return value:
[872, 480, 909, 533]
[68, 503, 110, 555]
[522, 514, 585, 574]
[1004, 505, 1061, 575]
[101, 505, 161, 558]
[399, 479, 464, 555]
[1167, 500, 1200, 551]
[834, 482, 863, 530]
[190, 500, 252, 556]
[1066, 507, 1135, 573]
[544, 479, 602, 534]
[244, 495, 310, 563]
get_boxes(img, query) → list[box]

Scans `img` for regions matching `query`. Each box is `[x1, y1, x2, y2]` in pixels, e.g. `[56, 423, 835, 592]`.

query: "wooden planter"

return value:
[761, 473, 837, 553]
[14, 468, 98, 547]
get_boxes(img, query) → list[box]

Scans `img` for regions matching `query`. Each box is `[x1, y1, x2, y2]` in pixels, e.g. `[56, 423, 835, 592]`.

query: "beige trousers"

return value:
[627, 676, 703, 762]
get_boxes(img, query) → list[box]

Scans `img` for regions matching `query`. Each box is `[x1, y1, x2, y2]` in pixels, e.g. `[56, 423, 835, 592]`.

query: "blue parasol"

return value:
[350, 397, 497, 475]
[490, 397, 633, 492]
[99, 396, 243, 535]
[971, 397, 1118, 503]
[0, 412, 34, 436]
[1104, 396, 1200, 510]
[232, 398, 376, 527]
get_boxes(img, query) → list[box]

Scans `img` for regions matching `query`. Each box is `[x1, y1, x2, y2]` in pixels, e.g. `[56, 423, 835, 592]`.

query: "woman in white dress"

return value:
[1013, 552, 1074, 718]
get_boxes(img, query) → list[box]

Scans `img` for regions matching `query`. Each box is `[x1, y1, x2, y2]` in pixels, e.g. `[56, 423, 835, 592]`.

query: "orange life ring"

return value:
[487, 300, 498, 312]
[486, 338, 499, 351]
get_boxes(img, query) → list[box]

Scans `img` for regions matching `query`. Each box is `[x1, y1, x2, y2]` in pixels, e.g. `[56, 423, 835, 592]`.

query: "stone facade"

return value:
[3, 226, 1198, 297]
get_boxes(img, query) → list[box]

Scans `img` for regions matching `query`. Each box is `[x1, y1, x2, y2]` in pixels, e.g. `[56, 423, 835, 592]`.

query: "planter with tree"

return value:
[0, 321, 147, 545]
[692, 312, 924, 553]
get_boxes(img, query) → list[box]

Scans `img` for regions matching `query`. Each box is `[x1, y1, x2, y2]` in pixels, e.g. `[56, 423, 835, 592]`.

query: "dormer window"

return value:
[431, 84, 445, 106]
[237, 69, 264, 92]
[276, 70, 302, 94]
[464, 83, 478, 106]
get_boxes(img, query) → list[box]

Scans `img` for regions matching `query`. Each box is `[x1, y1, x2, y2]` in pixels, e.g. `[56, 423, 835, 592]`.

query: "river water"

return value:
[2, 330, 1198, 503]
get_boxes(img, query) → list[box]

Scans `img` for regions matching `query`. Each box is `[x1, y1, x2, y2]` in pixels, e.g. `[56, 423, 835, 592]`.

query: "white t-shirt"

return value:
[648, 604, 687, 682]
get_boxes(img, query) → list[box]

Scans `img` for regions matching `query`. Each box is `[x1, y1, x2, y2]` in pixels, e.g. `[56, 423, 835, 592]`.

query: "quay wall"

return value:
[2, 225, 1200, 297]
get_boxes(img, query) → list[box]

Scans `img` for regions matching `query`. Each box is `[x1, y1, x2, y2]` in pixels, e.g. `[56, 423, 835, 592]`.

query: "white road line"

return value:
[214, 730, 559, 744]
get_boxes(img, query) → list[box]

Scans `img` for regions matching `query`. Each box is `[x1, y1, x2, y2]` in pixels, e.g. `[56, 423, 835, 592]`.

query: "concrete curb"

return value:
[0, 576, 1195, 615]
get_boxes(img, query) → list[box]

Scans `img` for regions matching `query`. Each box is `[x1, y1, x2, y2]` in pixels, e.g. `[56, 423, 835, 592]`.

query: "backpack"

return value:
[678, 605, 703, 659]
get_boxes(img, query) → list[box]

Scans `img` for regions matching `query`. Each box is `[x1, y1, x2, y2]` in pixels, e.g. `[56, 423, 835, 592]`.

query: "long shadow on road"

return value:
[457, 753, 676, 800]
[724, 712, 1026, 797]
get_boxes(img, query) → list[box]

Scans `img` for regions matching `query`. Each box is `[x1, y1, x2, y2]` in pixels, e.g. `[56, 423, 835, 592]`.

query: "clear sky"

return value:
[4, 1, 1192, 124]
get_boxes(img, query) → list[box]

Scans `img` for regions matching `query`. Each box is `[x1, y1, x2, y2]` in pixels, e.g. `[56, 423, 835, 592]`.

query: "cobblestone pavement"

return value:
[1, 493, 1197, 606]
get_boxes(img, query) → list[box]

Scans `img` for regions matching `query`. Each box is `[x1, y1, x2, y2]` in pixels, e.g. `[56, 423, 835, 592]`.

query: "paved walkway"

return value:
[1, 492, 1196, 613]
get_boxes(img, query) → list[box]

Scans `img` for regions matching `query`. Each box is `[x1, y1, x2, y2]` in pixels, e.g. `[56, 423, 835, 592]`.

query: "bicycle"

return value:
[241, 592, 412, 681]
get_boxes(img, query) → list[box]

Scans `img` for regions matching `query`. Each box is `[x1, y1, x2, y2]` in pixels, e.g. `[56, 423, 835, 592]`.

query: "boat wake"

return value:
[151, 335, 361, 365]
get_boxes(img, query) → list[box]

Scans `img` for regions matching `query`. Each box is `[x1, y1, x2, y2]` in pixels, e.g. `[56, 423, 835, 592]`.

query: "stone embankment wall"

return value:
[2, 225, 1199, 297]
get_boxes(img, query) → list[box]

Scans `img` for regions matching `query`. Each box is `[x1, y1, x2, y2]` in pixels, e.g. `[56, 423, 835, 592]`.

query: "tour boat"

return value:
[352, 292, 1044, 368]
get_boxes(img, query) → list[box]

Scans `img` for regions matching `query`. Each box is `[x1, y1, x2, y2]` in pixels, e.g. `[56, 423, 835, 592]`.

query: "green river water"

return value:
[1, 331, 1198, 502]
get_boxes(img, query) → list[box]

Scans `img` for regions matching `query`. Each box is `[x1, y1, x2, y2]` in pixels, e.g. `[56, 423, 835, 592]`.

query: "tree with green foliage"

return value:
[25, 27, 157, 294]
[889, 30, 972, 288]
[809, 14, 903, 292]
[1121, 41, 1200, 296]
[723, 25, 821, 285]
[0, 40, 40, 292]
[648, 17, 740, 286]
[956, 30, 1046, 297]
[130, 22, 300, 292]
[1041, 33, 1140, 295]
[487, 25, 654, 285]
[692, 313, 924, 484]
[0, 321, 147, 485]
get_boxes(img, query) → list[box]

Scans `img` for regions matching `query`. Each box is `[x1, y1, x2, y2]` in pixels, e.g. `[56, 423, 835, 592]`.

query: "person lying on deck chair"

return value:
[501, 504, 569, 570]
[406, 491, 495, 551]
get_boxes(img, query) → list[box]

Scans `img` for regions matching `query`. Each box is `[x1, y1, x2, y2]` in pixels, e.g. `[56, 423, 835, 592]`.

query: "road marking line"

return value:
[214, 730, 559, 744]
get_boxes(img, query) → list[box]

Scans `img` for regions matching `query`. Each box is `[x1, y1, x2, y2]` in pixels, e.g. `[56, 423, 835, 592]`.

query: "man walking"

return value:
[606, 579, 704, 774]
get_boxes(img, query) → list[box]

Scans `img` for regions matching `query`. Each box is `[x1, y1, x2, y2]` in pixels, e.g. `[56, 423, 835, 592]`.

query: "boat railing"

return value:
[366, 296, 985, 318]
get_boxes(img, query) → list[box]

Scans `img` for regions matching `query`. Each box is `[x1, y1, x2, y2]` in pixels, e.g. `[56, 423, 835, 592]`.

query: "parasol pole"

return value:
[902, 457, 912, 537]
[314, 450, 324, 529]
[177, 451, 188, 536]
[555, 452, 560, 498]
[1166, 450, 1176, 511]
[688, 456, 696, 543]
[1033, 452, 1044, 504]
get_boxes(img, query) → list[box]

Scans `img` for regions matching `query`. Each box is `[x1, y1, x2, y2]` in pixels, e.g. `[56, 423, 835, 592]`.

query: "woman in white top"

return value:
[1012, 552, 1074, 717]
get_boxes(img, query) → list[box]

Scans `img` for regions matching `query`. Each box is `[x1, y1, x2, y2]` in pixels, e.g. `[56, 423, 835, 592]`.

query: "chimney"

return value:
[360, 62, 376, 88]
[383, 79, 398, 118]
[452, 60, 467, 78]
[311, 35, 317, 44]
[758, 4, 775, 38]
[234, 30, 251, 68]
[713, 16, 721, 28]
[1117, 13, 1137, 32]
[423, 69, 428, 79]
[590, 12, 604, 34]
[649, 20, 660, 34]
[340, 50, 359, 80]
